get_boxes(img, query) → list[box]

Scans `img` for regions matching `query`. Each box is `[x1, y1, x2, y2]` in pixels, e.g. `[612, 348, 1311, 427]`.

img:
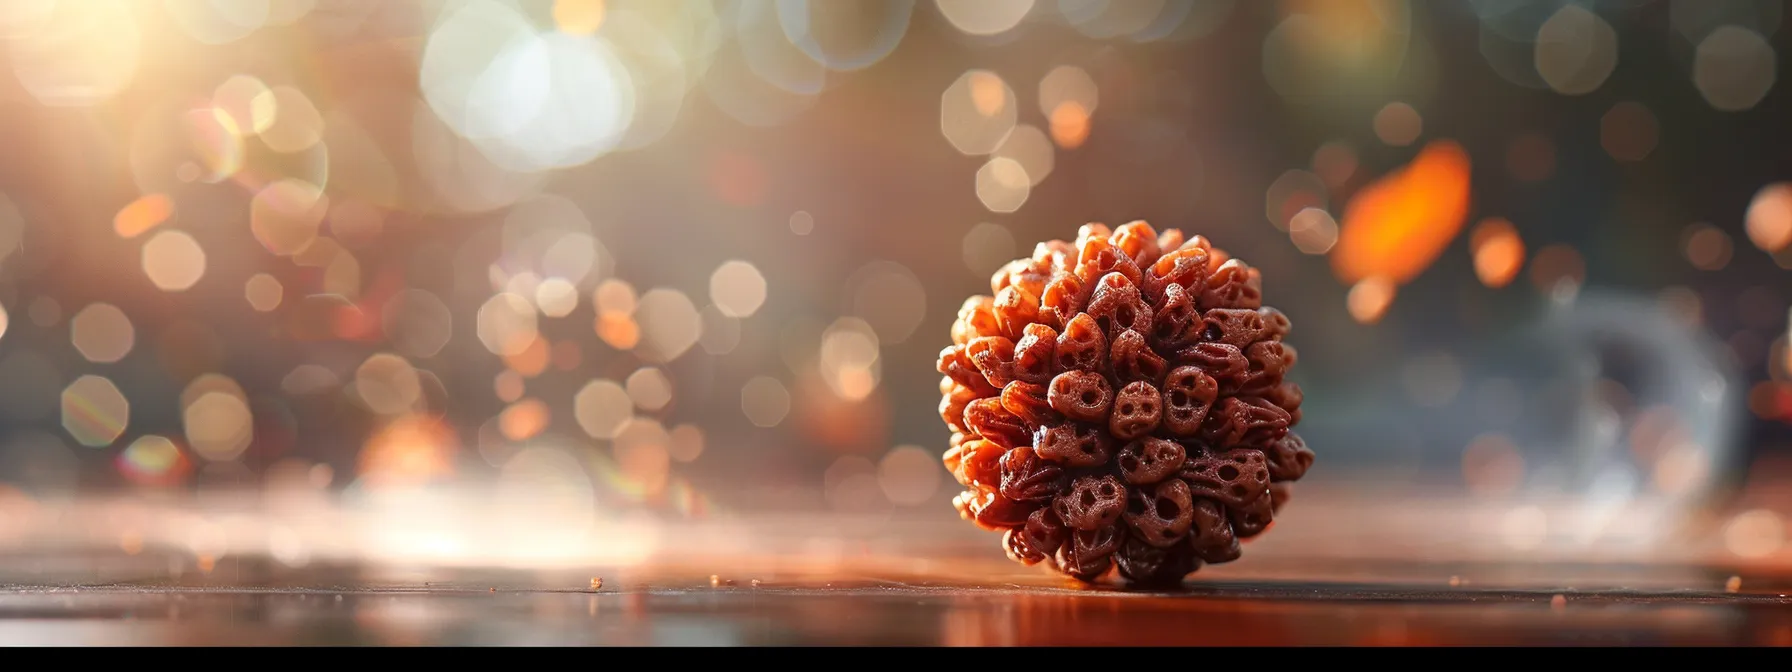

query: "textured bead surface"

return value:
[940, 222, 1313, 585]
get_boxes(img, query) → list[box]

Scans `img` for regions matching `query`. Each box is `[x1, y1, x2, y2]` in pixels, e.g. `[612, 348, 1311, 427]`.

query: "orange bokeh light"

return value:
[1049, 102, 1090, 149]
[1469, 217, 1525, 288]
[357, 415, 457, 489]
[504, 335, 552, 378]
[596, 313, 640, 349]
[1346, 277, 1396, 324]
[1332, 140, 1473, 285]
[499, 398, 550, 441]
[114, 193, 173, 239]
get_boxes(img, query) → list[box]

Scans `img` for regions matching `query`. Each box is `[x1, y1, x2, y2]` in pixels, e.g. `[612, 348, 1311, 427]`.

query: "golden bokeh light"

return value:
[1265, 169, 1327, 232]
[181, 378, 253, 463]
[573, 379, 632, 440]
[1039, 65, 1098, 118]
[245, 274, 284, 312]
[493, 369, 525, 403]
[1288, 207, 1338, 255]
[625, 367, 673, 412]
[596, 313, 640, 350]
[355, 353, 423, 417]
[1333, 140, 1473, 285]
[819, 317, 881, 402]
[741, 375, 791, 427]
[61, 375, 129, 448]
[594, 279, 637, 316]
[503, 335, 552, 378]
[634, 289, 700, 363]
[975, 156, 1031, 213]
[552, 0, 606, 35]
[667, 423, 705, 463]
[993, 124, 1055, 186]
[709, 260, 767, 318]
[936, 0, 1034, 36]
[251, 179, 327, 257]
[260, 86, 324, 153]
[70, 303, 135, 364]
[1048, 101, 1091, 149]
[10, 0, 140, 107]
[477, 292, 540, 357]
[212, 74, 277, 136]
[969, 72, 1006, 117]
[113, 193, 173, 239]
[1745, 183, 1792, 253]
[141, 230, 207, 292]
[1347, 277, 1396, 325]
[499, 398, 550, 441]
[534, 278, 580, 318]
[941, 70, 1016, 156]
[117, 435, 189, 488]
[1469, 218, 1526, 288]
[358, 415, 457, 489]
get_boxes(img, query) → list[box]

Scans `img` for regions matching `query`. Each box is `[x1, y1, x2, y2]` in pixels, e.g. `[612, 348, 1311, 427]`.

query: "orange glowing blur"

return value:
[1332, 140, 1473, 285]
[357, 415, 457, 488]
[596, 313, 640, 349]
[1346, 277, 1396, 324]
[1050, 102, 1090, 149]
[494, 370, 525, 403]
[114, 193, 174, 238]
[504, 335, 552, 377]
[1469, 218, 1525, 288]
[499, 398, 550, 441]
[968, 72, 1006, 117]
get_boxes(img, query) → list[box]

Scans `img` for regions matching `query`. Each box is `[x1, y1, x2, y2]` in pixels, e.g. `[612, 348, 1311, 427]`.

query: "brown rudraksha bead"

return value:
[939, 222, 1314, 585]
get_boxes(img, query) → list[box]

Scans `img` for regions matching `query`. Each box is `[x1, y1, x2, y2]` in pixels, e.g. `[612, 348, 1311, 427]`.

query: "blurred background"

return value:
[0, 0, 1788, 586]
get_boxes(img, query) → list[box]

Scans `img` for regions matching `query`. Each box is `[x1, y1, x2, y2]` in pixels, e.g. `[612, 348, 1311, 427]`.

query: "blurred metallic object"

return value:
[1300, 290, 1741, 551]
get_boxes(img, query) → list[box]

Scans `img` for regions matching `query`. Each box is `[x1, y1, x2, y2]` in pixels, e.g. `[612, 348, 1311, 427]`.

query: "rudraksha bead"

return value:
[940, 222, 1313, 585]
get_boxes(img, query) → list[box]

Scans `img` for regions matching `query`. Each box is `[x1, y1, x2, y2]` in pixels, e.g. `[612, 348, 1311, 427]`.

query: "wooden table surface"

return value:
[2, 485, 1790, 645]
